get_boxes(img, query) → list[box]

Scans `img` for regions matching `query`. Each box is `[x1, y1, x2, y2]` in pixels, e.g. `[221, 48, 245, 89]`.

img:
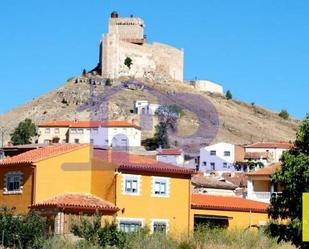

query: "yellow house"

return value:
[93, 150, 193, 235]
[0, 144, 193, 235]
[190, 194, 269, 230]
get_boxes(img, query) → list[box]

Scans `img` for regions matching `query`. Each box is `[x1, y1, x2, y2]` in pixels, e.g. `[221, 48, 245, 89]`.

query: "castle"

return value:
[100, 12, 184, 82]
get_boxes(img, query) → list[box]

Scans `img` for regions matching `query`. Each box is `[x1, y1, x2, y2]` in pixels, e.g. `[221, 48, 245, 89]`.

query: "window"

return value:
[153, 221, 168, 233]
[224, 151, 231, 157]
[210, 162, 215, 171]
[123, 175, 140, 195]
[223, 162, 228, 168]
[152, 177, 169, 197]
[77, 128, 84, 134]
[62, 139, 67, 144]
[90, 139, 94, 144]
[71, 128, 77, 134]
[54, 128, 60, 134]
[44, 139, 50, 144]
[119, 220, 142, 233]
[202, 161, 207, 166]
[74, 139, 80, 144]
[4, 172, 22, 193]
[91, 128, 98, 134]
[45, 128, 50, 134]
[210, 150, 216, 156]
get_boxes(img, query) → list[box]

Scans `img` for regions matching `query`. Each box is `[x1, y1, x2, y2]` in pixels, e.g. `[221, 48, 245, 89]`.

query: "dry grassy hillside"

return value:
[0, 75, 299, 153]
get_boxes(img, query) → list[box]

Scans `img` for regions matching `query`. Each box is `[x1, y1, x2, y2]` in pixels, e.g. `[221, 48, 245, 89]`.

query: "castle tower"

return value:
[108, 11, 146, 45]
[100, 11, 184, 82]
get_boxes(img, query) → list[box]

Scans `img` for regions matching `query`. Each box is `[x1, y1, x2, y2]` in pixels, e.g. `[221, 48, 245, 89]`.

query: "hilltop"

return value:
[0, 75, 299, 154]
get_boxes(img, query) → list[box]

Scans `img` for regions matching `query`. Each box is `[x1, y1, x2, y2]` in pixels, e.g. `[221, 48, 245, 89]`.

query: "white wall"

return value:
[191, 80, 224, 95]
[157, 154, 184, 166]
[199, 143, 236, 173]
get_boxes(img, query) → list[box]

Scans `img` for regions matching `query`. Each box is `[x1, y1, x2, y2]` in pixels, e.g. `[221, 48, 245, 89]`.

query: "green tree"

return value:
[10, 119, 37, 145]
[225, 90, 233, 100]
[268, 114, 309, 248]
[279, 109, 289, 120]
[124, 57, 133, 69]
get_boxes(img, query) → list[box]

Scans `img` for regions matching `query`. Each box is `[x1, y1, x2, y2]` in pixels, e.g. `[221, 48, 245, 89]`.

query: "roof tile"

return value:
[191, 194, 268, 213]
[246, 163, 281, 176]
[30, 193, 118, 212]
[94, 149, 193, 176]
[0, 144, 87, 166]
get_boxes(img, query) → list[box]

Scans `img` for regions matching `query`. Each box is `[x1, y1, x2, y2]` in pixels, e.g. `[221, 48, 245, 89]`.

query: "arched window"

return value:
[4, 171, 23, 194]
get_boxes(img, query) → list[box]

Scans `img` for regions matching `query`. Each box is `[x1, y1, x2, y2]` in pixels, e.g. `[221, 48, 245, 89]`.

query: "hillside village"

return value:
[0, 11, 303, 244]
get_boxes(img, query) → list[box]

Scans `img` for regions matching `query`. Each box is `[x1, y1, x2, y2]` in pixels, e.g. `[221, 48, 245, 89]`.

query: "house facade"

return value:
[0, 144, 270, 235]
[156, 148, 184, 166]
[38, 120, 141, 148]
[245, 142, 292, 164]
[199, 143, 245, 173]
[246, 163, 282, 203]
[134, 100, 160, 115]
[0, 145, 193, 235]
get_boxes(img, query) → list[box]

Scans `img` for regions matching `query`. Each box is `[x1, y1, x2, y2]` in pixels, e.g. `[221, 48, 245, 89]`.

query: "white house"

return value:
[38, 120, 141, 149]
[156, 148, 184, 166]
[245, 142, 292, 164]
[189, 80, 224, 95]
[199, 143, 245, 173]
[246, 163, 282, 203]
[134, 100, 160, 115]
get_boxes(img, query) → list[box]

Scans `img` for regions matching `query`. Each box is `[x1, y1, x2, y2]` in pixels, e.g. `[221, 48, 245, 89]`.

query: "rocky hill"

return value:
[0, 75, 300, 153]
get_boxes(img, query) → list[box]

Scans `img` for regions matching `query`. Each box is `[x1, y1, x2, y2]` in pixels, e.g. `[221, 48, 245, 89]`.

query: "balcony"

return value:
[247, 191, 271, 203]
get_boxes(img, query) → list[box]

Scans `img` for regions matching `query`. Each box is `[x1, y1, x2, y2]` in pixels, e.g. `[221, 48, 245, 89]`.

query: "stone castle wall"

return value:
[101, 14, 184, 82]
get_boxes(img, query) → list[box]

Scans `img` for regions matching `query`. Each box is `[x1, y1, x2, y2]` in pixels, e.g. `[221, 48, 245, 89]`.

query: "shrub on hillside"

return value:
[278, 109, 289, 120]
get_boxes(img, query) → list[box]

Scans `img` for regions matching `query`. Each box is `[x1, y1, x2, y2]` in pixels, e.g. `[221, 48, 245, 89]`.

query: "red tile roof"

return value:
[39, 120, 141, 129]
[0, 144, 88, 166]
[246, 163, 281, 177]
[245, 142, 293, 149]
[30, 193, 118, 213]
[94, 149, 193, 176]
[191, 194, 268, 213]
[157, 148, 183, 156]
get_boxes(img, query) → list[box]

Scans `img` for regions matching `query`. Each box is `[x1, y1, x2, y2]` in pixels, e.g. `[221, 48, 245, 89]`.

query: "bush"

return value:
[71, 215, 126, 248]
[0, 206, 47, 249]
[278, 110, 289, 120]
[105, 78, 113, 86]
[226, 90, 233, 100]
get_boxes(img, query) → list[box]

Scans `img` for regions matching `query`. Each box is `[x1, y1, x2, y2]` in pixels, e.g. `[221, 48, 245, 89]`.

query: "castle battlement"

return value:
[100, 11, 184, 82]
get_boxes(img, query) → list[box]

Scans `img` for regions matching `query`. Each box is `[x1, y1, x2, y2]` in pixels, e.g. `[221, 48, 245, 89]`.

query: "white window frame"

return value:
[210, 150, 216, 156]
[122, 174, 141, 196]
[3, 171, 23, 194]
[45, 128, 50, 134]
[151, 219, 169, 234]
[117, 218, 144, 233]
[223, 162, 228, 168]
[152, 177, 170, 198]
[70, 128, 77, 134]
[77, 128, 84, 134]
[54, 128, 60, 134]
[224, 151, 231, 157]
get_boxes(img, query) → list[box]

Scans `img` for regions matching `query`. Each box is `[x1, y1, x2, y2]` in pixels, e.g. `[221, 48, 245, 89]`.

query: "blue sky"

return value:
[0, 0, 308, 119]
